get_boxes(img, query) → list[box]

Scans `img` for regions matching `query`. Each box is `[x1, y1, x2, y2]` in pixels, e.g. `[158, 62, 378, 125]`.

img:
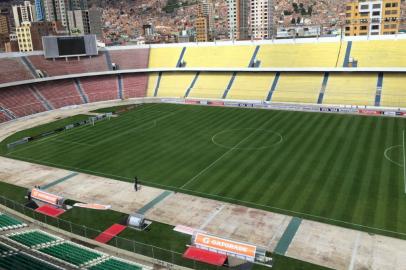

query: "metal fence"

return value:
[0, 195, 224, 270]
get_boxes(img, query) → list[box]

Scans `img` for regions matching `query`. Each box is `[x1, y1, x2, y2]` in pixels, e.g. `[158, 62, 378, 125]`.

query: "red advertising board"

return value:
[358, 110, 382, 115]
[185, 100, 200, 104]
[208, 101, 224, 107]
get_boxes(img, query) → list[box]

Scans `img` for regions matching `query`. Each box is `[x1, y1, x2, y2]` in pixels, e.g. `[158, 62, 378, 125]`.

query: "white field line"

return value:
[51, 120, 157, 148]
[93, 112, 174, 146]
[199, 204, 225, 230]
[403, 130, 406, 194]
[7, 113, 112, 155]
[211, 128, 283, 151]
[348, 231, 361, 270]
[383, 145, 403, 167]
[180, 119, 276, 189]
[6, 153, 406, 238]
[7, 104, 164, 155]
[6, 128, 80, 156]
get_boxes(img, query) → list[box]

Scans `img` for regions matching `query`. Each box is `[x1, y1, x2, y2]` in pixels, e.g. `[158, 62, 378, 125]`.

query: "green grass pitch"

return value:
[2, 103, 406, 238]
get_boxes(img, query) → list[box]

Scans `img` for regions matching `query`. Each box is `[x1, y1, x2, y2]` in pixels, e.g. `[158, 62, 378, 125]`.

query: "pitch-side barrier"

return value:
[158, 97, 406, 118]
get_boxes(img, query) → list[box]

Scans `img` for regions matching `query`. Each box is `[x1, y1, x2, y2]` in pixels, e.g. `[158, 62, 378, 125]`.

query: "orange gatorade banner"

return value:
[31, 189, 63, 205]
[73, 203, 111, 210]
[194, 233, 256, 258]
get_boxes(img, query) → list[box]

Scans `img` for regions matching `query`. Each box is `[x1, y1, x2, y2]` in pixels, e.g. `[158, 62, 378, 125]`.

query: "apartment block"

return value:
[227, 0, 249, 40]
[345, 0, 401, 36]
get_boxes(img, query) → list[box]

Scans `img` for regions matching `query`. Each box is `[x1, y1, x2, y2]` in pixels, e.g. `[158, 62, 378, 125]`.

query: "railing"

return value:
[0, 195, 225, 270]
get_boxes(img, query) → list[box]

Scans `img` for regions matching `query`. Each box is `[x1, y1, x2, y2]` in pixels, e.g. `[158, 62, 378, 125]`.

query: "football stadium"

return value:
[1, 34, 406, 270]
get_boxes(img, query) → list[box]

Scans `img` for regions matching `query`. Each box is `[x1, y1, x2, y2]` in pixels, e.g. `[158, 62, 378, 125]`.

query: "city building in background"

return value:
[0, 15, 10, 51]
[195, 15, 209, 42]
[16, 20, 59, 52]
[277, 25, 321, 38]
[68, 0, 88, 10]
[227, 0, 250, 40]
[0, 0, 405, 48]
[67, 9, 90, 35]
[0, 15, 10, 35]
[43, 0, 69, 27]
[345, 0, 401, 36]
[88, 6, 103, 40]
[200, 0, 215, 39]
[251, 0, 274, 39]
[143, 23, 155, 37]
[15, 21, 33, 52]
[195, 0, 214, 42]
[35, 0, 46, 21]
[12, 1, 36, 28]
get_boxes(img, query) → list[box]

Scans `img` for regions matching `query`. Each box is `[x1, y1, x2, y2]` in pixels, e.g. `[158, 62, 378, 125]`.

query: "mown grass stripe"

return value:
[283, 114, 342, 212]
[3, 104, 406, 239]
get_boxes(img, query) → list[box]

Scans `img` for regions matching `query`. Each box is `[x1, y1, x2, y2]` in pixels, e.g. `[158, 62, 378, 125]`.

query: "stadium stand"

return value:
[380, 73, 406, 108]
[34, 80, 84, 109]
[0, 86, 47, 118]
[148, 47, 183, 68]
[227, 72, 276, 100]
[7, 230, 60, 248]
[0, 242, 15, 255]
[323, 73, 378, 106]
[39, 242, 104, 266]
[156, 73, 196, 98]
[271, 73, 324, 104]
[28, 54, 109, 77]
[147, 73, 160, 97]
[0, 212, 27, 231]
[182, 45, 255, 67]
[109, 49, 150, 70]
[89, 258, 142, 270]
[0, 111, 11, 123]
[1, 223, 148, 270]
[0, 58, 34, 84]
[80, 76, 119, 102]
[0, 252, 62, 270]
[188, 72, 233, 99]
[257, 42, 341, 67]
[121, 74, 149, 99]
[0, 74, 150, 124]
[349, 40, 406, 67]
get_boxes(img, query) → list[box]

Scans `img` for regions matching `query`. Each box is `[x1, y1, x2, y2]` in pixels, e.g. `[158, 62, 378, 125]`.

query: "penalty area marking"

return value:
[211, 128, 283, 151]
[383, 145, 403, 167]
[6, 153, 406, 238]
[386, 130, 406, 193]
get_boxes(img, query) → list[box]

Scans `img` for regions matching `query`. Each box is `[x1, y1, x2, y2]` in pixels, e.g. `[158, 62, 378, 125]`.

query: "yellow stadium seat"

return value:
[149, 47, 183, 68]
[272, 73, 324, 104]
[380, 73, 406, 108]
[157, 73, 196, 98]
[337, 41, 348, 67]
[183, 46, 255, 68]
[189, 72, 232, 99]
[227, 73, 275, 100]
[147, 73, 159, 97]
[323, 73, 377, 106]
[350, 40, 406, 67]
[258, 42, 341, 68]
